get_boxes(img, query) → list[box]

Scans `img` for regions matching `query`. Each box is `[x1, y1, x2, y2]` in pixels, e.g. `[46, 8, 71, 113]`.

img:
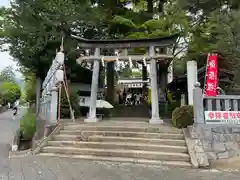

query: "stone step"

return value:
[47, 141, 188, 153]
[58, 130, 184, 139]
[41, 146, 190, 162]
[37, 153, 192, 168]
[62, 125, 182, 134]
[53, 134, 82, 141]
[88, 135, 186, 146]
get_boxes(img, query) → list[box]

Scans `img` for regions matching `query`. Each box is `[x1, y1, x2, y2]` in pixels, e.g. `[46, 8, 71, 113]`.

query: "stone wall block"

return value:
[195, 139, 202, 146]
[202, 141, 213, 152]
[228, 150, 240, 158]
[212, 142, 226, 153]
[190, 126, 197, 139]
[217, 151, 229, 159]
[200, 126, 213, 140]
[213, 133, 228, 142]
[234, 133, 240, 142]
[195, 145, 204, 153]
[225, 141, 240, 151]
[206, 152, 217, 160]
[213, 133, 220, 141]
[225, 141, 234, 151]
[202, 130, 213, 140]
[224, 134, 234, 141]
[232, 128, 240, 133]
[194, 140, 204, 153]
[219, 134, 226, 142]
[212, 127, 228, 134]
[227, 127, 232, 133]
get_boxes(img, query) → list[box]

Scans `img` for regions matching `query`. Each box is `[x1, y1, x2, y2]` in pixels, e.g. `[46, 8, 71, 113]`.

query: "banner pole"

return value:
[203, 53, 210, 95]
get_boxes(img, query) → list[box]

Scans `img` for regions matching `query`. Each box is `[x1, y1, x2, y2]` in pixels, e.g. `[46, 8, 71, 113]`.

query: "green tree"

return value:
[1, 0, 103, 80]
[0, 81, 21, 104]
[0, 0, 106, 110]
[0, 66, 16, 82]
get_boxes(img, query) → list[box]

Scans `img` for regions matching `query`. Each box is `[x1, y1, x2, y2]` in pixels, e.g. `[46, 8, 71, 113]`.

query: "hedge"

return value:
[172, 105, 194, 128]
[20, 111, 36, 140]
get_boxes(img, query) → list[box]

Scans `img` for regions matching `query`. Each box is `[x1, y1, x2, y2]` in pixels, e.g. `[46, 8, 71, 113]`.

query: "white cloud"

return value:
[0, 0, 10, 7]
[0, 51, 21, 77]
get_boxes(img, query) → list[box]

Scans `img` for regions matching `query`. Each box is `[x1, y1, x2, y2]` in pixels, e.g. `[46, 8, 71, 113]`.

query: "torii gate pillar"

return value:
[84, 48, 100, 122]
[149, 46, 163, 124]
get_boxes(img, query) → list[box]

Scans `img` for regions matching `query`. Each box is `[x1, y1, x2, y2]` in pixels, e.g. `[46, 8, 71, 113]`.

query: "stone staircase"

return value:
[37, 121, 192, 167]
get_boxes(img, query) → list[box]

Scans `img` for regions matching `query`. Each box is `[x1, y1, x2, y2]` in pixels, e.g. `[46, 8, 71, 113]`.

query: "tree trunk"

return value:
[147, 0, 153, 13]
[158, 0, 165, 13]
[106, 62, 115, 103]
[142, 65, 148, 94]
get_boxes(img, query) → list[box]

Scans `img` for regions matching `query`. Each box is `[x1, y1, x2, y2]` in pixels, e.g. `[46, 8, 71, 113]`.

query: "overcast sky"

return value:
[0, 0, 22, 78]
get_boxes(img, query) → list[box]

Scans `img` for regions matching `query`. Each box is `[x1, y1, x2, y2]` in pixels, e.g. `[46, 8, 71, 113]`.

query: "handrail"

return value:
[203, 95, 240, 100]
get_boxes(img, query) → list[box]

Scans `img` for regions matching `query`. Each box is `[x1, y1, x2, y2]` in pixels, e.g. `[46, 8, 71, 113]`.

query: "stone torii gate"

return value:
[71, 34, 178, 124]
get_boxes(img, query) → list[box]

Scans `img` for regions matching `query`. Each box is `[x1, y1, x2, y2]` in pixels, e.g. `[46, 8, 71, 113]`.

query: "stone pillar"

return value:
[180, 94, 186, 106]
[193, 82, 205, 124]
[187, 61, 198, 105]
[85, 48, 100, 122]
[49, 87, 58, 124]
[149, 46, 163, 124]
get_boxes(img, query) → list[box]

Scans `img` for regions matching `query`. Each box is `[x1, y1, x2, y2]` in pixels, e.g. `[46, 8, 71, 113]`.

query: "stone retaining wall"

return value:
[190, 124, 240, 161]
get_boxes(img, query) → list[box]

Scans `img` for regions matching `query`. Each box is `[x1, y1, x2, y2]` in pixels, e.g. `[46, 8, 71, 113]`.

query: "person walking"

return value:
[135, 93, 141, 105]
[13, 99, 20, 116]
[125, 92, 132, 105]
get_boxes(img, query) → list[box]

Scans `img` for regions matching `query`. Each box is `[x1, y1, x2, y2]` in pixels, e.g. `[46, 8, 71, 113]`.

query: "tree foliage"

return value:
[0, 66, 20, 104]
[0, 0, 103, 80]
[23, 71, 36, 104]
[0, 66, 16, 82]
[0, 81, 21, 104]
[1, 0, 240, 86]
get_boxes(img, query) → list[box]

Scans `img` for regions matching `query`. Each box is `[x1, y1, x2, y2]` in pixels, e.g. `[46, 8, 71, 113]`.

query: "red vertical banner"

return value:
[204, 54, 218, 96]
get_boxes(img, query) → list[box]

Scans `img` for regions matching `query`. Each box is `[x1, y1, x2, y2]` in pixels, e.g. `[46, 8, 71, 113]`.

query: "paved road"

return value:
[0, 108, 25, 179]
[5, 156, 240, 180]
[0, 109, 240, 179]
[0, 109, 25, 144]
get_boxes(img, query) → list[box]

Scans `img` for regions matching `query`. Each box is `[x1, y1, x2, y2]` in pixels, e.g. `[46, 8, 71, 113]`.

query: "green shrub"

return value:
[60, 90, 81, 118]
[172, 105, 194, 129]
[20, 111, 36, 140]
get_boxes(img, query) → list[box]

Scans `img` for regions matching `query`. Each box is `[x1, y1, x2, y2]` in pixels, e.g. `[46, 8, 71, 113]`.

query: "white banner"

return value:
[167, 60, 173, 83]
[205, 111, 240, 124]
